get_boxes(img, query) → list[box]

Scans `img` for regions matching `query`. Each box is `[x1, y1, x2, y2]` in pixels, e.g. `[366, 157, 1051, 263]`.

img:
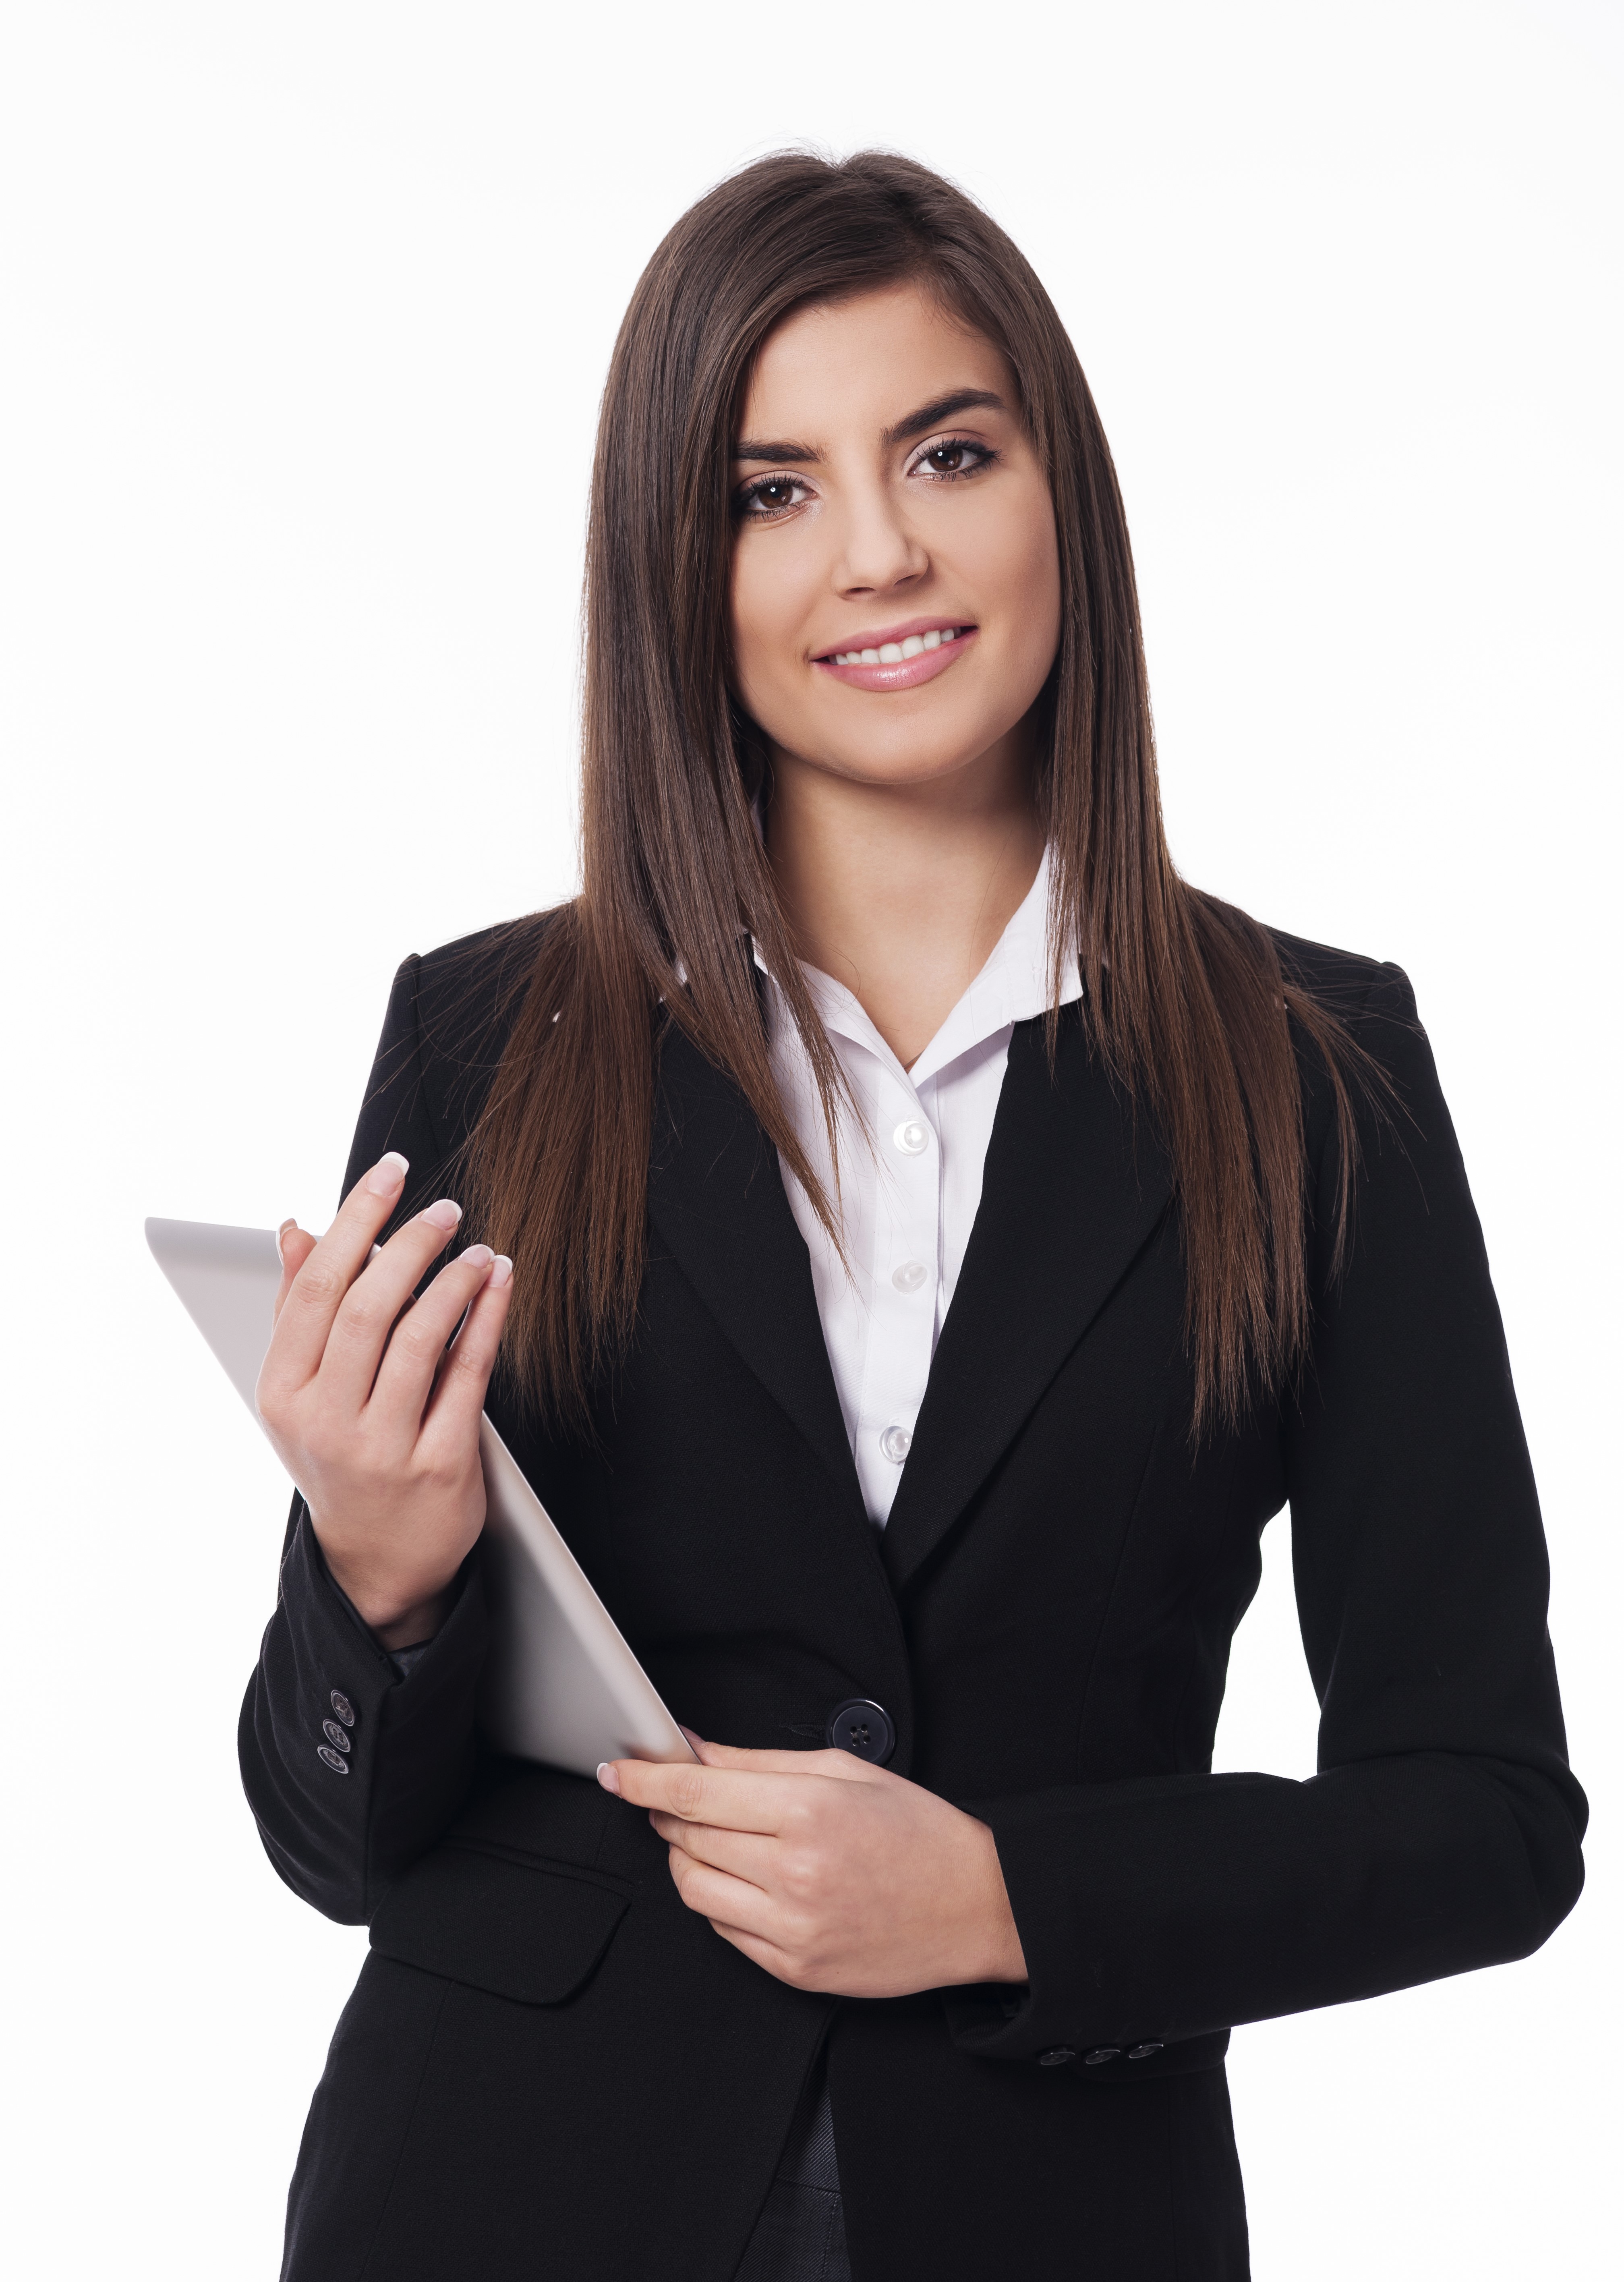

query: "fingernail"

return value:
[276, 1217, 296, 1265]
[364, 1151, 409, 1197]
[461, 1244, 495, 1271]
[419, 1198, 462, 1231]
[489, 1254, 513, 1288]
[596, 1762, 621, 1795]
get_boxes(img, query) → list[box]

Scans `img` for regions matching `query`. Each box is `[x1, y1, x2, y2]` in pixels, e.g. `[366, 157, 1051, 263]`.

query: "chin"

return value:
[832, 720, 1019, 787]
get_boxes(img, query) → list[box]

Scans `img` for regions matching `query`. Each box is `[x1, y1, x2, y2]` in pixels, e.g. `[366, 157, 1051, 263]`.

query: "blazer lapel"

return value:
[645, 1024, 866, 1523]
[880, 1007, 1174, 1591]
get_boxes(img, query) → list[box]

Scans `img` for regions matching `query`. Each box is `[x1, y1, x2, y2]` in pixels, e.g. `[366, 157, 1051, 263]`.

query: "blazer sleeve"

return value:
[236, 956, 491, 1924]
[952, 965, 1587, 2063]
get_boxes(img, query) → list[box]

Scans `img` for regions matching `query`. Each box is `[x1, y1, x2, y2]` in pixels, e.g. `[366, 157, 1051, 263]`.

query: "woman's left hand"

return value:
[598, 1739, 1027, 2000]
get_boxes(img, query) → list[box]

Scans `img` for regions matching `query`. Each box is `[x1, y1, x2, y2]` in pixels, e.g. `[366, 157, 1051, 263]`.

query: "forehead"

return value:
[738, 283, 1013, 438]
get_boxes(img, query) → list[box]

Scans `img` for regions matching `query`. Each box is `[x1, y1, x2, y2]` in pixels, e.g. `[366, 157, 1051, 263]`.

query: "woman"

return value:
[243, 151, 1585, 2280]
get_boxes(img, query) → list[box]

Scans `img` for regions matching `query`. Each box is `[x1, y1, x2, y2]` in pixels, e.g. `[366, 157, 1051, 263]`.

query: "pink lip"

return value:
[814, 623, 978, 694]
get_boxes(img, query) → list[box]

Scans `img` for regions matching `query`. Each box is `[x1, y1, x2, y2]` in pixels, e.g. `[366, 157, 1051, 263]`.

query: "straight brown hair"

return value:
[460, 149, 1367, 1436]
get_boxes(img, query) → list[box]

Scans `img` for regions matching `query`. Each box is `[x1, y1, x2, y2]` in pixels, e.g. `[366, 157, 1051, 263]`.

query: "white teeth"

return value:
[830, 629, 963, 667]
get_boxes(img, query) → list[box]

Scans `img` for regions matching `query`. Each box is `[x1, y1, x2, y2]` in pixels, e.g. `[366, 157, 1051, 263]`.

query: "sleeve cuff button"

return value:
[317, 1744, 351, 1774]
[1037, 2047, 1077, 2066]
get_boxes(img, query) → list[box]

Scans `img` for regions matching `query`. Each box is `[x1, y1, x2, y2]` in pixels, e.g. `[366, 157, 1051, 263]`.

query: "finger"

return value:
[271, 1223, 319, 1324]
[313, 1196, 472, 1414]
[417, 1254, 514, 1441]
[650, 1812, 777, 1888]
[605, 1758, 810, 1834]
[664, 1846, 782, 1940]
[690, 1737, 882, 1785]
[365, 1242, 503, 1428]
[704, 1918, 805, 1986]
[262, 1152, 413, 1389]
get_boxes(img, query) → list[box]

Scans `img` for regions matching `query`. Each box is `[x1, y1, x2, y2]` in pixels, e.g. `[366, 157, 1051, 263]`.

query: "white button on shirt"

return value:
[761, 850, 1082, 1528]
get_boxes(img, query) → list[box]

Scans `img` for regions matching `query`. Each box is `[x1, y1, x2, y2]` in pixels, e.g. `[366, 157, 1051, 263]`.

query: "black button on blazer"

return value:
[240, 922, 1586, 2282]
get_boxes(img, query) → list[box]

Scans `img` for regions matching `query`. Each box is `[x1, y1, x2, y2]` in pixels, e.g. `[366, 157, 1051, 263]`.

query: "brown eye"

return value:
[914, 437, 993, 481]
[738, 473, 810, 519]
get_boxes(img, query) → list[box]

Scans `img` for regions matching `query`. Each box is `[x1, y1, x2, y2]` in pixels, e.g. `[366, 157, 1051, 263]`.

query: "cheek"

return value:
[947, 486, 1060, 701]
[934, 472, 1056, 607]
[730, 543, 806, 707]
[996, 491, 1062, 642]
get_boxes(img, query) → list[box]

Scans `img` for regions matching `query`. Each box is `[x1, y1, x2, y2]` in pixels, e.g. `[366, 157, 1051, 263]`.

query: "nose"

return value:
[832, 484, 928, 599]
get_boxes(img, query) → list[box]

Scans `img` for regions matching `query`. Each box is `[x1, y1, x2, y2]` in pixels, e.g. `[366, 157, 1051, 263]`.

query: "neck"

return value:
[763, 722, 1045, 1069]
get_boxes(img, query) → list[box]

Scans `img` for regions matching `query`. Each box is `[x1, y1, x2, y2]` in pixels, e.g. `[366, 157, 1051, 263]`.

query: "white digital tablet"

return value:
[145, 1216, 696, 1777]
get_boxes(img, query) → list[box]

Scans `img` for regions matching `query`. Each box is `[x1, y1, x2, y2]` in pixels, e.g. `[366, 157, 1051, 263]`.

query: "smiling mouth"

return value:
[817, 623, 974, 666]
[812, 620, 979, 692]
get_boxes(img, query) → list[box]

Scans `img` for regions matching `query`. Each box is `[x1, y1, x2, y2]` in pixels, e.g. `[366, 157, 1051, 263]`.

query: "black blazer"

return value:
[240, 926, 1585, 2282]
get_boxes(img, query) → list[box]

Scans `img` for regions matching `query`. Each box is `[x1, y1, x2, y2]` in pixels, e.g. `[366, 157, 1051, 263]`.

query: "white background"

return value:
[2, 2, 1618, 2274]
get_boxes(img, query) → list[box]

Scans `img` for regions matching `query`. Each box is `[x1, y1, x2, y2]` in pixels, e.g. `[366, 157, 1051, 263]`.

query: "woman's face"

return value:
[729, 283, 1062, 794]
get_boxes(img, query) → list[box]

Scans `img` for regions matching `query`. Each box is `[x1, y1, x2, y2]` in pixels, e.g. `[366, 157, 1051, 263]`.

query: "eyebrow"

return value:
[733, 387, 1010, 465]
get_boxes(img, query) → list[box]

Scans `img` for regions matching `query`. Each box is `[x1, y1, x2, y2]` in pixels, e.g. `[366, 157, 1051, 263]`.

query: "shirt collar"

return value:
[756, 844, 1081, 1088]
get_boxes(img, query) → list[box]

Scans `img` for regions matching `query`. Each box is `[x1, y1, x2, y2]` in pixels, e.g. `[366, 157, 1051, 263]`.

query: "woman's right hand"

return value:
[256, 1151, 514, 1650]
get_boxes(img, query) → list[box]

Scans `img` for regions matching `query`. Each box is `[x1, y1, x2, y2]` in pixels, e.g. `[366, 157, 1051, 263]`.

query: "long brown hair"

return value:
[461, 149, 1366, 1435]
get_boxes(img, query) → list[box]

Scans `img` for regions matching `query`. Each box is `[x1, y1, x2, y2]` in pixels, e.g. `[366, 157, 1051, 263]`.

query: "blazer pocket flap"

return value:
[369, 1842, 632, 2006]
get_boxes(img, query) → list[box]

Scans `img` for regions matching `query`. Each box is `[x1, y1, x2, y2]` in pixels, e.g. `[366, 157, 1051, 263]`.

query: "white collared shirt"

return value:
[761, 849, 1081, 1527]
